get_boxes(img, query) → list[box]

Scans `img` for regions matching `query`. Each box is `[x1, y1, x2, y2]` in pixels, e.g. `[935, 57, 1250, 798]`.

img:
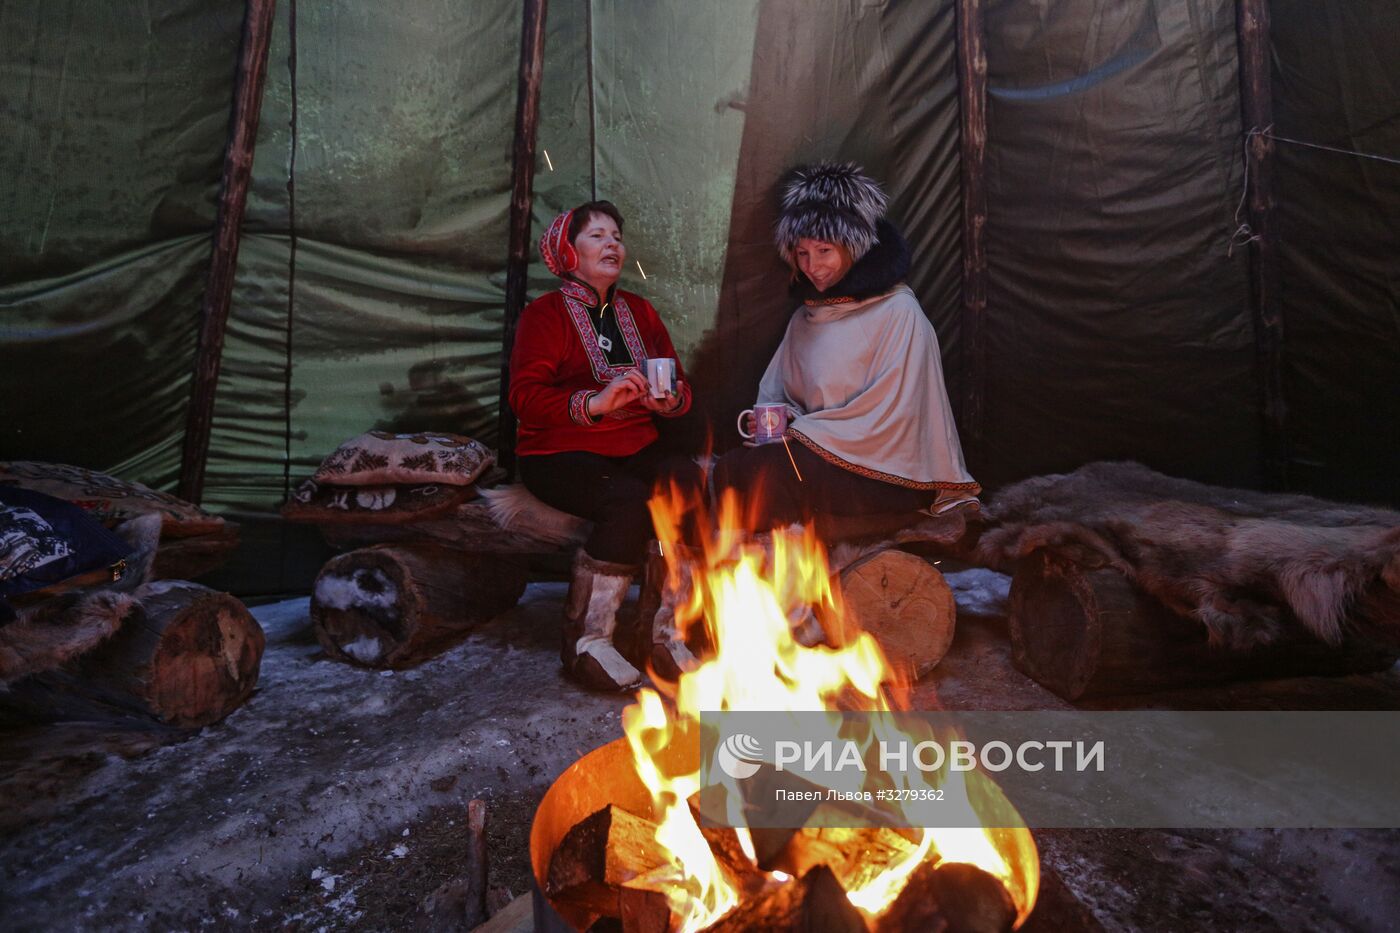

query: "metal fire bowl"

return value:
[530, 734, 700, 932]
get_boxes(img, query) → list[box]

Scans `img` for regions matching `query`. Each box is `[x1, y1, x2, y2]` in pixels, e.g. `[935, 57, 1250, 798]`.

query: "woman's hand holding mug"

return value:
[588, 369, 649, 418]
[737, 403, 790, 445]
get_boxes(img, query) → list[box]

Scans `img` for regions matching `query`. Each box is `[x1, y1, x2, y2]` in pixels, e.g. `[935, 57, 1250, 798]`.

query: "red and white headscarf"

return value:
[539, 209, 578, 277]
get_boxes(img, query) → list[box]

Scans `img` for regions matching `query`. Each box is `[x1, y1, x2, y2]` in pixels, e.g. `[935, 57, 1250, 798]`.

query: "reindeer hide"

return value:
[975, 462, 1400, 649]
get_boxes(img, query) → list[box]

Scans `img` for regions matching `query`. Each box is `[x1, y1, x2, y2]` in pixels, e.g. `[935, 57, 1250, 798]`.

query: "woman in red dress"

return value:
[509, 201, 697, 692]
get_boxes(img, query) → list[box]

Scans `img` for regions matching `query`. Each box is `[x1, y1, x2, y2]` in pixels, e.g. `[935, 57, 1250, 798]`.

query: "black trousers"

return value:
[518, 445, 701, 566]
[711, 440, 934, 533]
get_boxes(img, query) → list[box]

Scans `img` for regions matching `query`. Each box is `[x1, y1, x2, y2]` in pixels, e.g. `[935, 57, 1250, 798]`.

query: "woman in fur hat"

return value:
[713, 162, 980, 529]
[509, 200, 698, 692]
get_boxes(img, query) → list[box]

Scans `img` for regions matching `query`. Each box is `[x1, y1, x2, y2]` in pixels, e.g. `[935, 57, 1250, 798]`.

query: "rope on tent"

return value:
[1228, 125, 1266, 258]
[1230, 122, 1400, 258]
[1263, 130, 1400, 167]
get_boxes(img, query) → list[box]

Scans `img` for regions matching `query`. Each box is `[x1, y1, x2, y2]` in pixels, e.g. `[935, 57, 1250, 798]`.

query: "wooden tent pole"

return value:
[954, 0, 989, 475]
[178, 0, 278, 504]
[496, 0, 550, 477]
[1235, 0, 1289, 488]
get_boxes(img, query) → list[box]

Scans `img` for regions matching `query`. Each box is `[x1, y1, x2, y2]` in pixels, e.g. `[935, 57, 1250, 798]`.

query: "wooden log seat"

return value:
[9, 581, 266, 727]
[311, 543, 528, 669]
[819, 508, 973, 679]
[317, 487, 589, 555]
[829, 550, 957, 681]
[1009, 550, 1400, 701]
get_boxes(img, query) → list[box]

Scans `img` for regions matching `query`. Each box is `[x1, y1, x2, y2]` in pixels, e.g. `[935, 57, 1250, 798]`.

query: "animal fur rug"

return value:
[973, 462, 1400, 649]
[0, 513, 161, 685]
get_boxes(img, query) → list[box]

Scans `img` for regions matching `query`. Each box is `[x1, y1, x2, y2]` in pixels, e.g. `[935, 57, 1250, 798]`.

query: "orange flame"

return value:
[619, 483, 1038, 930]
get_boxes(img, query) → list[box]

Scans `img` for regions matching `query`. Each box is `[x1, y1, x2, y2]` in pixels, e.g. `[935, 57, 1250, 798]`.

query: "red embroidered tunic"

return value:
[509, 280, 692, 458]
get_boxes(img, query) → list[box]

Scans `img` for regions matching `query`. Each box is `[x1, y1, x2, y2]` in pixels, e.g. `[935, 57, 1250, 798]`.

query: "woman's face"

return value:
[795, 238, 853, 293]
[572, 212, 626, 292]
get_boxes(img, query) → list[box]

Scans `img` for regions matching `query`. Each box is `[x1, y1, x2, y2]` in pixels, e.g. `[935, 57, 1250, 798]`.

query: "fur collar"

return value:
[792, 220, 912, 306]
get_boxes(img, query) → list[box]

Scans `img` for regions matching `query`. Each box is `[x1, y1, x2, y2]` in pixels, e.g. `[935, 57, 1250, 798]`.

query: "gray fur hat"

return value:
[774, 161, 888, 266]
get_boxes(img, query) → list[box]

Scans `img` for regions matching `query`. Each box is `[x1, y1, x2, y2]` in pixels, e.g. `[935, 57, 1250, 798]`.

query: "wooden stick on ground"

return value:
[423, 799, 490, 930]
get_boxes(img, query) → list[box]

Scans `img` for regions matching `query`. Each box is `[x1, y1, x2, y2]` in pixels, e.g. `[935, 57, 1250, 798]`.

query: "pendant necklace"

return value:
[596, 302, 613, 352]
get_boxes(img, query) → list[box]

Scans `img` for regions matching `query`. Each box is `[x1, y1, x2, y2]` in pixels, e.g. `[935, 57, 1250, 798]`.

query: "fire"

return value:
[618, 486, 1039, 931]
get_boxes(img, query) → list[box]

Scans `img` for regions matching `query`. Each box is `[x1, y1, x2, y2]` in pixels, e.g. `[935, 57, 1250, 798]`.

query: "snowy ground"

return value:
[1, 583, 626, 929]
[3, 567, 1399, 931]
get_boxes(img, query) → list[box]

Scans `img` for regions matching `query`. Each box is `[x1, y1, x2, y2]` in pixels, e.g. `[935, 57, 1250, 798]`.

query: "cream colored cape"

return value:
[755, 284, 978, 491]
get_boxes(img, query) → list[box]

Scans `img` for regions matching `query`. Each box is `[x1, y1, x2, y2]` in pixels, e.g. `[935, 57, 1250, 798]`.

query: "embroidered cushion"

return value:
[0, 461, 225, 539]
[281, 479, 477, 525]
[0, 487, 131, 598]
[310, 432, 495, 487]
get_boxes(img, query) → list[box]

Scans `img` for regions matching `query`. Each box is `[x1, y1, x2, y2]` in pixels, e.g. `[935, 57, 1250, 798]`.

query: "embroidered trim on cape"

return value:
[568, 390, 596, 426]
[787, 429, 981, 492]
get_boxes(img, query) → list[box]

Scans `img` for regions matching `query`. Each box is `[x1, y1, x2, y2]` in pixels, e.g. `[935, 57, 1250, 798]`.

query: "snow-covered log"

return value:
[311, 543, 527, 669]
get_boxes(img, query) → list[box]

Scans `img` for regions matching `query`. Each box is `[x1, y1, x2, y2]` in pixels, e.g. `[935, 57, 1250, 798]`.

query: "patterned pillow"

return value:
[0, 487, 131, 598]
[310, 432, 495, 487]
[1, 505, 73, 583]
[0, 461, 225, 539]
[281, 478, 476, 525]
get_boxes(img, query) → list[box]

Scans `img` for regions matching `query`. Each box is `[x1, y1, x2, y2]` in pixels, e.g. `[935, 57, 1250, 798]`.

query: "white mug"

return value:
[738, 403, 789, 444]
[645, 357, 677, 399]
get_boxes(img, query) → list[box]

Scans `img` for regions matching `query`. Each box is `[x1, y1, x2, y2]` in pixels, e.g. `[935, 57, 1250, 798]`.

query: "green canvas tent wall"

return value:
[4, 0, 1398, 530]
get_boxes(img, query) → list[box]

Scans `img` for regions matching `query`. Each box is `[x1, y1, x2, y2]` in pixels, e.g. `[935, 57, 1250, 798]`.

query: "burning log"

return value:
[311, 543, 527, 668]
[930, 862, 1016, 933]
[832, 551, 956, 679]
[1009, 550, 1400, 700]
[872, 859, 1015, 933]
[701, 864, 869, 932]
[545, 804, 674, 919]
[874, 858, 949, 933]
[765, 824, 920, 900]
[618, 886, 672, 933]
[685, 794, 769, 897]
[10, 581, 265, 727]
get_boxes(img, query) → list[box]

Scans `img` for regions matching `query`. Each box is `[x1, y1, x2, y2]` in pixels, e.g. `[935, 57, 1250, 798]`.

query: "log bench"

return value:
[310, 543, 528, 669]
[307, 485, 975, 677]
[1009, 549, 1400, 701]
[817, 509, 973, 680]
[4, 581, 266, 727]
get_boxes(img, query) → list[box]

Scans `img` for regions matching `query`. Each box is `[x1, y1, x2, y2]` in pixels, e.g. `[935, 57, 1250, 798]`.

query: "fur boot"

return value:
[632, 540, 701, 682]
[561, 550, 643, 692]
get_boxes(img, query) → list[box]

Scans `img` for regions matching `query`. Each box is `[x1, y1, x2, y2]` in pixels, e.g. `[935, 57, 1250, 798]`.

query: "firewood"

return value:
[1009, 550, 1400, 700]
[686, 792, 767, 897]
[872, 858, 948, 933]
[929, 862, 1016, 933]
[545, 804, 672, 919]
[701, 864, 869, 932]
[619, 886, 671, 933]
[311, 543, 526, 668]
[732, 765, 919, 881]
[7, 581, 264, 727]
[832, 551, 956, 680]
[769, 823, 921, 903]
